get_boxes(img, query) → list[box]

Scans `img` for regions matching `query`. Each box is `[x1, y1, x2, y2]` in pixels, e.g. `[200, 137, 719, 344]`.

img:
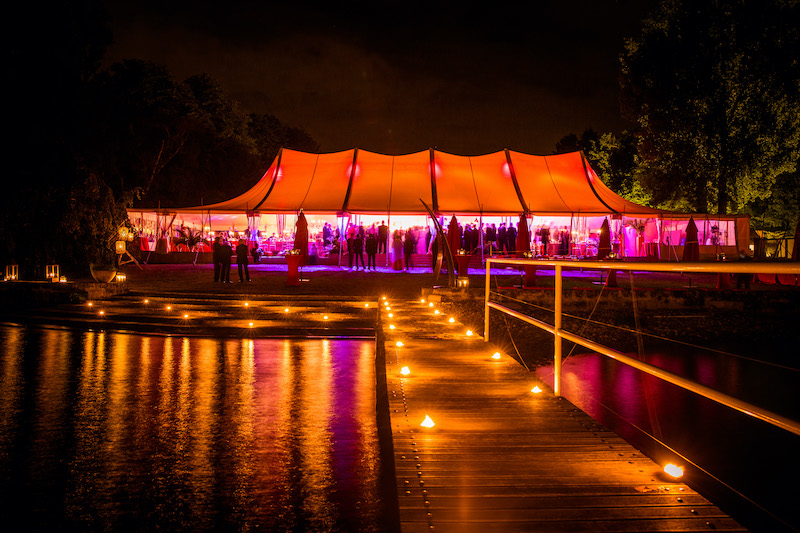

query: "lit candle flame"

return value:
[492, 352, 501, 359]
[448, 317, 455, 323]
[396, 341, 404, 347]
[420, 415, 435, 428]
[389, 324, 395, 330]
[400, 366, 410, 375]
[664, 464, 684, 478]
[466, 330, 473, 336]
[531, 386, 542, 393]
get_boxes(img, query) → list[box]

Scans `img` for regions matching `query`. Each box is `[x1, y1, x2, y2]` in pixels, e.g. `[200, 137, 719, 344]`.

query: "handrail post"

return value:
[484, 260, 491, 342]
[554, 264, 562, 397]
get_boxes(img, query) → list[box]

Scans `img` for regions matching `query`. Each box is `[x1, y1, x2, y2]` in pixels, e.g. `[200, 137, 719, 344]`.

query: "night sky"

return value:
[103, 0, 656, 156]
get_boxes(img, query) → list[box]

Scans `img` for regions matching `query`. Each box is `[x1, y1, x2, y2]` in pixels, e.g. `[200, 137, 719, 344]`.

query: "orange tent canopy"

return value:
[168, 147, 663, 217]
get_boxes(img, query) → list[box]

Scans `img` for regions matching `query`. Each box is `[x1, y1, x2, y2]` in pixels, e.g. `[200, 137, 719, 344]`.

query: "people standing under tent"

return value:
[471, 223, 481, 251]
[391, 230, 404, 270]
[498, 223, 507, 254]
[236, 238, 251, 282]
[506, 222, 517, 254]
[366, 232, 378, 270]
[540, 225, 550, 256]
[404, 229, 416, 270]
[378, 221, 389, 254]
[559, 226, 570, 255]
[250, 241, 261, 263]
[323, 222, 332, 249]
[463, 224, 472, 252]
[425, 226, 432, 253]
[486, 223, 497, 254]
[212, 235, 223, 282]
[352, 231, 365, 270]
[220, 237, 233, 283]
[347, 231, 356, 269]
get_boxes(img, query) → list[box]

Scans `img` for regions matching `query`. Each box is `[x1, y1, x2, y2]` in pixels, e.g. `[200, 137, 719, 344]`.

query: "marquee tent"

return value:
[128, 147, 750, 260]
[170, 147, 664, 216]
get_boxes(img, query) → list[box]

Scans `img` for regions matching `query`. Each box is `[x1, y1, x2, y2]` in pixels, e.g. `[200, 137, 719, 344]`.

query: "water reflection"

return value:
[538, 347, 800, 533]
[0, 326, 384, 532]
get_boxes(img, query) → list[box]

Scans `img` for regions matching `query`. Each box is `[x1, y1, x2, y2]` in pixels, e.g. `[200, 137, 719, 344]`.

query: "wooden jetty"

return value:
[379, 297, 747, 532]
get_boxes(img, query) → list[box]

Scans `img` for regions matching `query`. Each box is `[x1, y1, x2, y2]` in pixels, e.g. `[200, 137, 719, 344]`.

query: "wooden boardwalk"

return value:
[379, 297, 747, 532]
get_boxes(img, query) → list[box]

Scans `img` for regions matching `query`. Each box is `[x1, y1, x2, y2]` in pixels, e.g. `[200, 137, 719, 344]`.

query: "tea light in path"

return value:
[663, 463, 684, 478]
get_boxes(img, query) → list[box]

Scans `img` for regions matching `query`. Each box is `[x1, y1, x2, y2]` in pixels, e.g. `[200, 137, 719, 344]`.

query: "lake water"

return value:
[537, 344, 800, 533]
[0, 325, 390, 532]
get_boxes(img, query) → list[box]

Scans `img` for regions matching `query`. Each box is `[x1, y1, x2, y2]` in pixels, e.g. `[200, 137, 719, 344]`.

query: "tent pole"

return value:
[479, 213, 484, 265]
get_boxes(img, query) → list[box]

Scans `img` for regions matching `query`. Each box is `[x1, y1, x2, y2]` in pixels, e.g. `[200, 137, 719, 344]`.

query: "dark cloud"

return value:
[103, 0, 655, 155]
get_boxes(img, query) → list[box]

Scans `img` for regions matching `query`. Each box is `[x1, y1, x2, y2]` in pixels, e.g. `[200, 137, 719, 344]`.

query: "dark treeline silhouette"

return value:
[3, 1, 318, 276]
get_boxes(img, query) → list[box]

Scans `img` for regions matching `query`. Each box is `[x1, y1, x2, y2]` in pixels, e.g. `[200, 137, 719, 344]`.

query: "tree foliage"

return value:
[620, 0, 800, 216]
[554, 129, 653, 207]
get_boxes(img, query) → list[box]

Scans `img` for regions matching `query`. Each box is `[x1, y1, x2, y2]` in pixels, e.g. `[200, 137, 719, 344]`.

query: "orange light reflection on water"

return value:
[0, 327, 381, 531]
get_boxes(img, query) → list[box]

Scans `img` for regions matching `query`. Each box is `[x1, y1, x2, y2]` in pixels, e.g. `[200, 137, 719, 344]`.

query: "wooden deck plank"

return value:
[382, 299, 747, 532]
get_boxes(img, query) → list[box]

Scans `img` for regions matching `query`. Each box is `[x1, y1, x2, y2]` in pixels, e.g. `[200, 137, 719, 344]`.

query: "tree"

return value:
[554, 129, 652, 206]
[584, 132, 653, 207]
[620, 0, 800, 215]
[553, 129, 599, 155]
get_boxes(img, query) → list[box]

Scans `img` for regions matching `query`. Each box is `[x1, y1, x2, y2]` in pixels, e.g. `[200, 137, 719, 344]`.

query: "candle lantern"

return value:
[5, 265, 19, 281]
[115, 272, 127, 283]
[46, 264, 59, 281]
